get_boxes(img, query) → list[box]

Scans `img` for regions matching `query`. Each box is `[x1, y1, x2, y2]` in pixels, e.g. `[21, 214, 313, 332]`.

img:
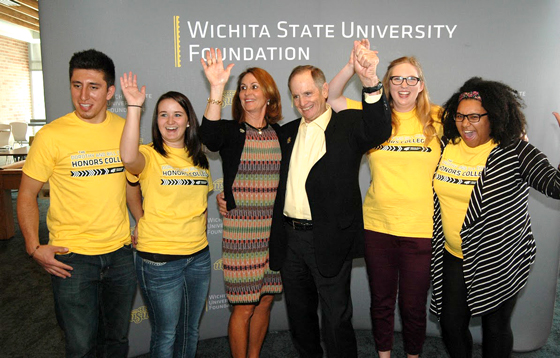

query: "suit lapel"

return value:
[323, 111, 338, 154]
[284, 120, 300, 164]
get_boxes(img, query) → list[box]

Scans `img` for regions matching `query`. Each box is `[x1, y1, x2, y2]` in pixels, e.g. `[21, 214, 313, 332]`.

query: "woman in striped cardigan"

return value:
[431, 77, 560, 358]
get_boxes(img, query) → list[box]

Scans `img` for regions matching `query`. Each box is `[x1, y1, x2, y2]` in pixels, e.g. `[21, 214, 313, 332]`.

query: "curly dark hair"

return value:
[151, 91, 209, 169]
[441, 77, 526, 148]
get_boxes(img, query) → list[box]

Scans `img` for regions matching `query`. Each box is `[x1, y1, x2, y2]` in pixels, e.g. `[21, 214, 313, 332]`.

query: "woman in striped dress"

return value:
[432, 77, 560, 357]
[200, 48, 283, 358]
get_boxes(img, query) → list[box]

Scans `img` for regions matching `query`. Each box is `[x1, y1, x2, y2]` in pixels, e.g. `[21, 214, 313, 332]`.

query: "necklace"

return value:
[245, 121, 267, 135]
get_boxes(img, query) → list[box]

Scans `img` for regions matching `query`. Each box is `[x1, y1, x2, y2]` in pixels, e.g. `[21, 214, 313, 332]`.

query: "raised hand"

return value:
[120, 72, 146, 107]
[354, 41, 380, 88]
[120, 72, 147, 173]
[346, 39, 369, 72]
[200, 48, 235, 88]
[358, 38, 370, 51]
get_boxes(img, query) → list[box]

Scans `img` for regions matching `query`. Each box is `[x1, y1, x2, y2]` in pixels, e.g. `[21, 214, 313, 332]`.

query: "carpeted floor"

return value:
[1, 193, 559, 357]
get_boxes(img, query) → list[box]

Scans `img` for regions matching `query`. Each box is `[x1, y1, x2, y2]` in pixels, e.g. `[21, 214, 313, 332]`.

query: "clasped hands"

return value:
[353, 39, 380, 88]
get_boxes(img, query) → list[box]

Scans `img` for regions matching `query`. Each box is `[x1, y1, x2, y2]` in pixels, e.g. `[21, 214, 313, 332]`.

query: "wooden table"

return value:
[0, 169, 23, 240]
[0, 146, 30, 161]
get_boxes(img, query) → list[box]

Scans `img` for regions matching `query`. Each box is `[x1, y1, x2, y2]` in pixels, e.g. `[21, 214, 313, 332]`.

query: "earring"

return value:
[267, 100, 270, 105]
[187, 124, 190, 127]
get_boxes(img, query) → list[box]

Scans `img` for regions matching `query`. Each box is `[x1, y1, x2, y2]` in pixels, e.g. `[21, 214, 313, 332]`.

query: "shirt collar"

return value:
[299, 103, 332, 131]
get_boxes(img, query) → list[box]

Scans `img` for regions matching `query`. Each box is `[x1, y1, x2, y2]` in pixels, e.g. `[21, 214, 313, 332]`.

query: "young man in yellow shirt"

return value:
[17, 49, 139, 358]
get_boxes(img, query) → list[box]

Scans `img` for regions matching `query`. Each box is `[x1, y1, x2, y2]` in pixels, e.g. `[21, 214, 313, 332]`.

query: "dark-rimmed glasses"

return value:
[389, 76, 421, 86]
[455, 113, 488, 123]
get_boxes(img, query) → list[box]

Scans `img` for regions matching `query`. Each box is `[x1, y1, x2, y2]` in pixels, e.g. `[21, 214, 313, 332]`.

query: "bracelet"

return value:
[207, 98, 223, 106]
[29, 245, 40, 258]
[127, 105, 143, 108]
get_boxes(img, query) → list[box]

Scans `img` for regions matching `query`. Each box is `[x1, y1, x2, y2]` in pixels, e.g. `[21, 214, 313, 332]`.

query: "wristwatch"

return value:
[363, 82, 383, 93]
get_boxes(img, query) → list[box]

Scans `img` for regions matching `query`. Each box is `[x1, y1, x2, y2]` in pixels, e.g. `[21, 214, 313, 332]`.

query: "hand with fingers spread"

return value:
[200, 48, 235, 88]
[120, 72, 146, 107]
[202, 48, 235, 121]
[32, 244, 73, 278]
[119, 72, 147, 174]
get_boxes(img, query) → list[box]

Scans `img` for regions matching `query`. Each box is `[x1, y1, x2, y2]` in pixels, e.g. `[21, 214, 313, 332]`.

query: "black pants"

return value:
[440, 250, 518, 358]
[280, 224, 357, 358]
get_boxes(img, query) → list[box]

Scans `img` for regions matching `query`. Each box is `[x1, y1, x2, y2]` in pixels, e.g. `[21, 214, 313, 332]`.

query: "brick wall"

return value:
[0, 35, 32, 125]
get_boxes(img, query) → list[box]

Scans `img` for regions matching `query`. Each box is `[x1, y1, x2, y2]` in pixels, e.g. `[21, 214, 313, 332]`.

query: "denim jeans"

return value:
[52, 245, 137, 358]
[136, 248, 211, 358]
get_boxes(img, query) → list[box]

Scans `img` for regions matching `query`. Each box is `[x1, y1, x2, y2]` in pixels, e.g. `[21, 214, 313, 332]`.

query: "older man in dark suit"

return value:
[269, 42, 392, 358]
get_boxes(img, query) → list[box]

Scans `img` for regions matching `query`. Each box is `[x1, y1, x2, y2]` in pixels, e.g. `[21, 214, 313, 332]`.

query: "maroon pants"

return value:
[364, 230, 432, 355]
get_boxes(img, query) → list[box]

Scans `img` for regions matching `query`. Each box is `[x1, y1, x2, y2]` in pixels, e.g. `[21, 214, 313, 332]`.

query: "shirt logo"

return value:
[160, 179, 209, 186]
[70, 166, 124, 177]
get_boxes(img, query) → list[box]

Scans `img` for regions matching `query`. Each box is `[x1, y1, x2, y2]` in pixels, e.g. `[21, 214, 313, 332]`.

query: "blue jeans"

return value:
[136, 248, 211, 358]
[52, 245, 137, 358]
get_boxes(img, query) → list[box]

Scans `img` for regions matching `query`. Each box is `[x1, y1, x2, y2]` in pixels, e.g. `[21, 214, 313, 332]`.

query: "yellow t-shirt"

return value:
[346, 98, 362, 110]
[127, 144, 213, 255]
[433, 139, 497, 258]
[362, 107, 443, 238]
[22, 111, 130, 255]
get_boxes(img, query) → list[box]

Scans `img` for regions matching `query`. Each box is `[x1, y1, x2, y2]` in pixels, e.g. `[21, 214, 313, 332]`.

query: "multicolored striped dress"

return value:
[222, 124, 283, 304]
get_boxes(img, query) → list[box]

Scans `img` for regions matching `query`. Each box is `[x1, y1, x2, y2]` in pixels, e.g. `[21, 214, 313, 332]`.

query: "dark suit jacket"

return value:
[269, 93, 392, 277]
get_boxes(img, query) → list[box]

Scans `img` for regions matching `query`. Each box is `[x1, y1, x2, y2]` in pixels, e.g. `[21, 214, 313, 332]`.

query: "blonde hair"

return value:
[381, 56, 439, 146]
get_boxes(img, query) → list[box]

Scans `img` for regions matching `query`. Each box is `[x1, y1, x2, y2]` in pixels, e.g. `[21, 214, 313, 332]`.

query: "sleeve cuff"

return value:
[364, 87, 383, 104]
[125, 170, 140, 183]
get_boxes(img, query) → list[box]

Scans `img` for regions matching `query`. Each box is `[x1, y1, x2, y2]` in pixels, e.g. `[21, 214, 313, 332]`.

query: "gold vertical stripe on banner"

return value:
[174, 16, 181, 67]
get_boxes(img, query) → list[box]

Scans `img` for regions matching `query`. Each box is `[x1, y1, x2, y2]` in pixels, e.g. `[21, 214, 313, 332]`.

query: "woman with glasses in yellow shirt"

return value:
[329, 41, 442, 358]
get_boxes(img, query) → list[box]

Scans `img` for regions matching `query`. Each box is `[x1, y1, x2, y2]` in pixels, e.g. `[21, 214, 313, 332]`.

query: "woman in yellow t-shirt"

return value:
[432, 77, 560, 357]
[328, 41, 441, 358]
[120, 73, 212, 358]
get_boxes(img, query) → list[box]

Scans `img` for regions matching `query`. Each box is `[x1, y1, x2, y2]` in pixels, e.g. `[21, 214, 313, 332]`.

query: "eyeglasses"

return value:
[455, 113, 488, 123]
[389, 76, 421, 86]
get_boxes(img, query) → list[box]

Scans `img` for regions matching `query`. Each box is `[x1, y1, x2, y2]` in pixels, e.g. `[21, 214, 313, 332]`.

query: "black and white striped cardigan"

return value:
[430, 139, 560, 317]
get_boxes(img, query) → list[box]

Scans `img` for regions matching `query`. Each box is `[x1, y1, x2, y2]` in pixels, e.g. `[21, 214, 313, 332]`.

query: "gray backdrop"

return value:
[38, 1, 560, 355]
